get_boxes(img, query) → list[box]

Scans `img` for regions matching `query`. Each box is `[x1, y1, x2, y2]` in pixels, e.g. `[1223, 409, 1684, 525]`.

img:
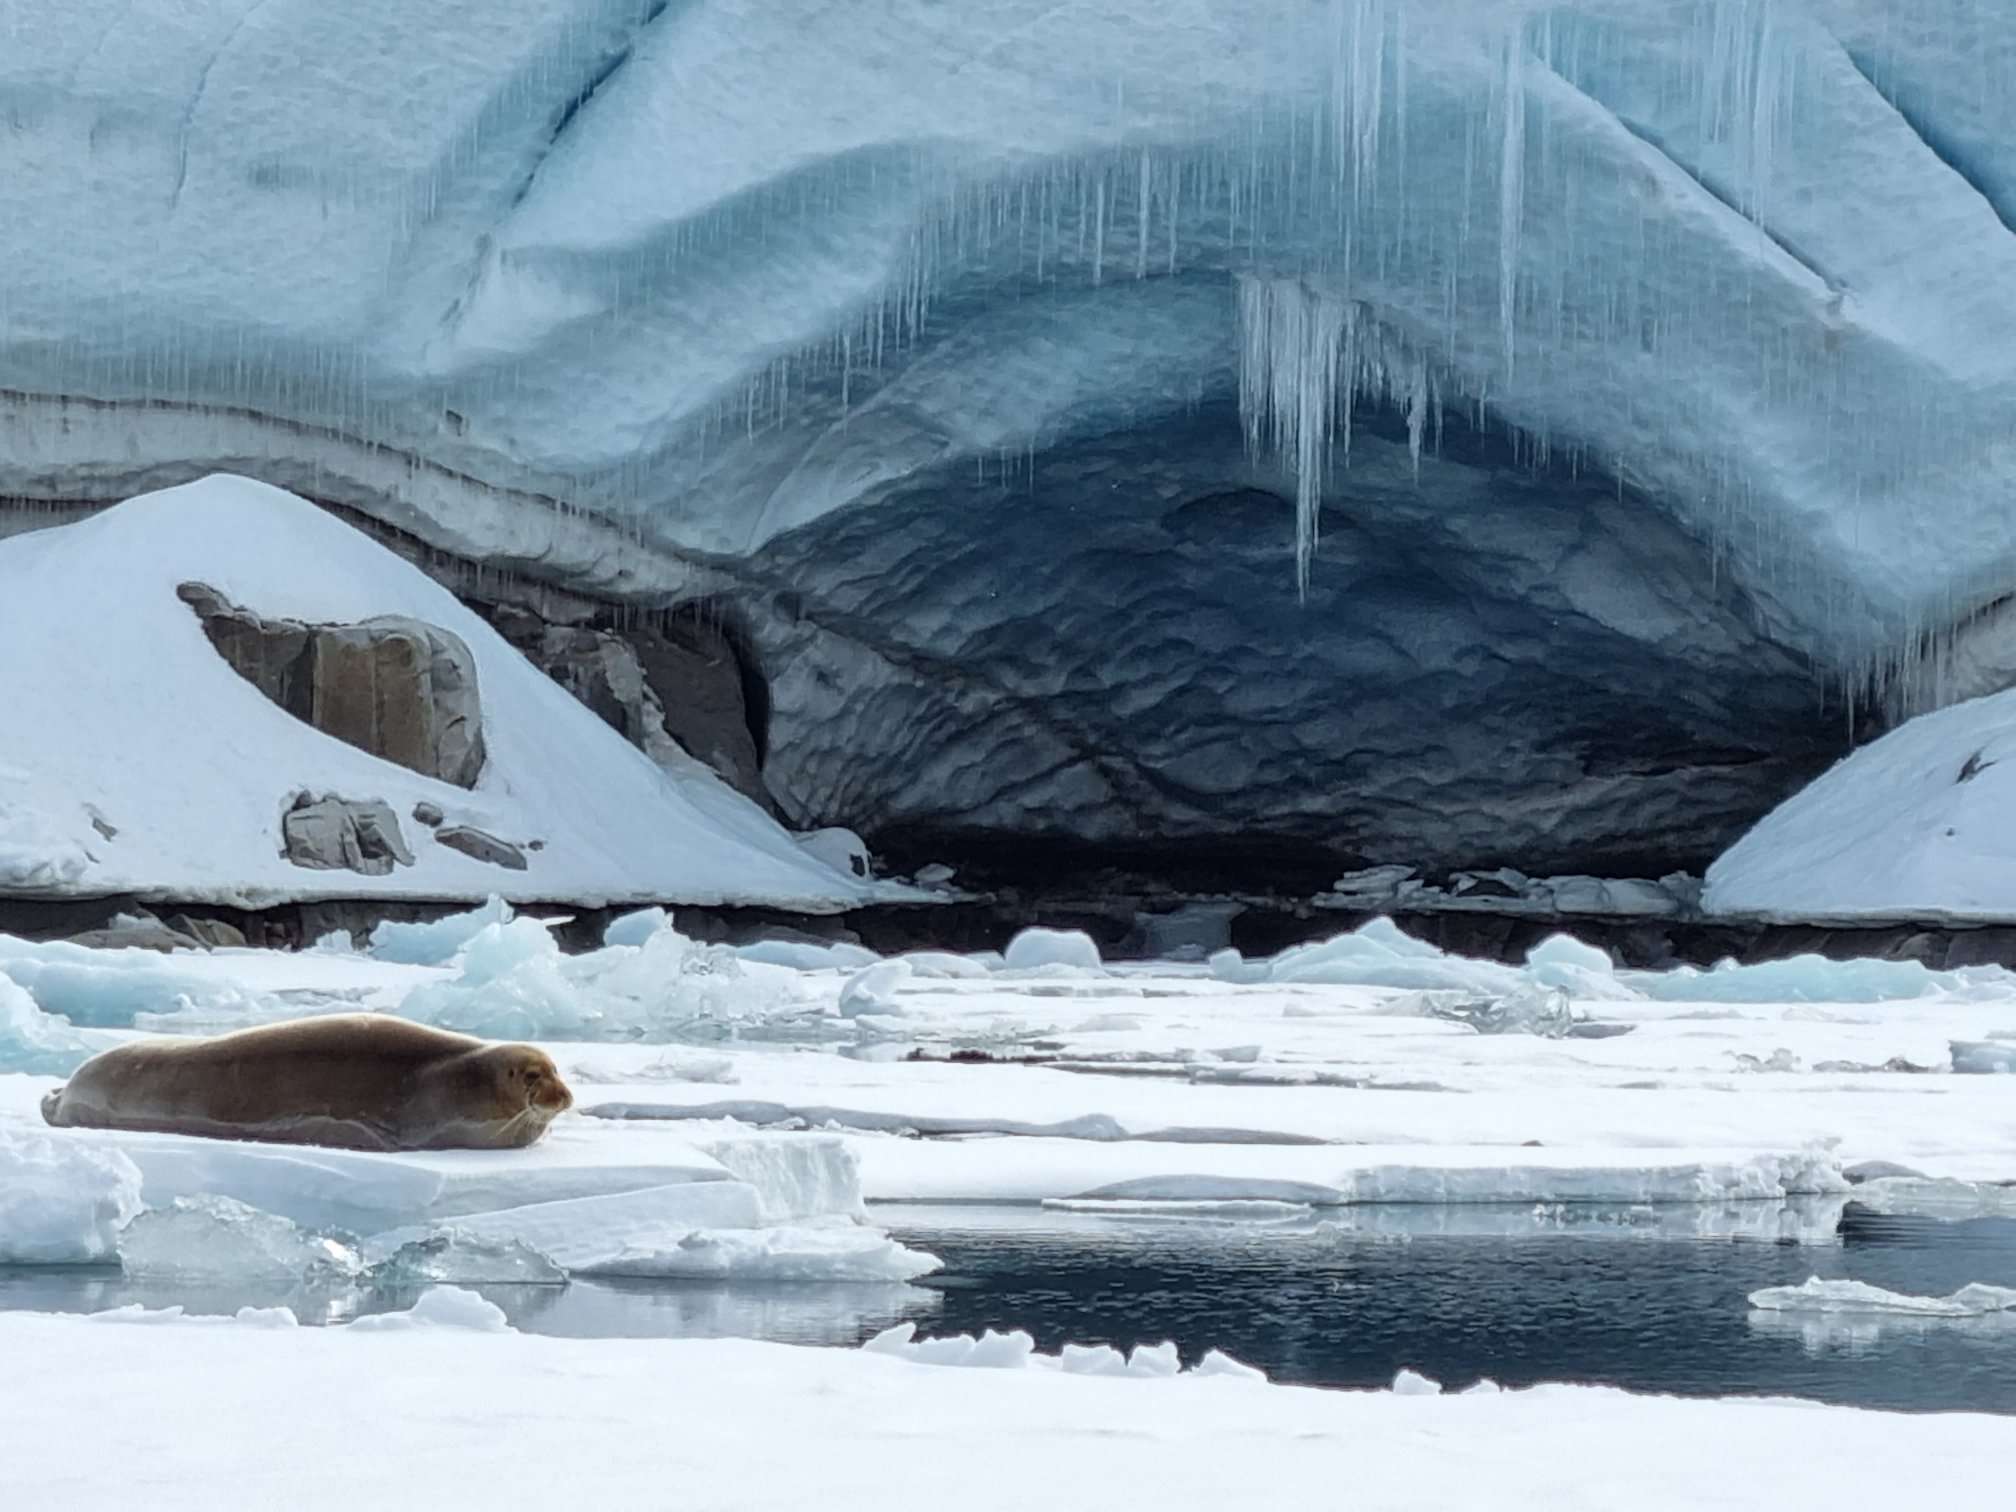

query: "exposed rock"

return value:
[67, 914, 202, 952]
[498, 614, 775, 816]
[164, 914, 248, 949]
[434, 825, 528, 871]
[412, 801, 444, 828]
[180, 583, 484, 787]
[84, 807, 118, 842]
[280, 794, 414, 875]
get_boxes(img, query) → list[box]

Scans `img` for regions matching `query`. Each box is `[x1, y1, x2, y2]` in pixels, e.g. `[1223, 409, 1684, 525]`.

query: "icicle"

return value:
[1497, 28, 1525, 378]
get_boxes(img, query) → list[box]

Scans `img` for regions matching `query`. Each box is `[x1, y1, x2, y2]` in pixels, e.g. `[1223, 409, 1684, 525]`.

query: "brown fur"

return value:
[40, 1014, 572, 1151]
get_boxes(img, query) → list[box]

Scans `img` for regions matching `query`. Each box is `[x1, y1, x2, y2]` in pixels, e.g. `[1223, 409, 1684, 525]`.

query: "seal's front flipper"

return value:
[39, 1086, 66, 1126]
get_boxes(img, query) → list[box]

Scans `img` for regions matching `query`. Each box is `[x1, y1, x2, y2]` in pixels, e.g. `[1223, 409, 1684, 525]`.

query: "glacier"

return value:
[6, 1, 2016, 876]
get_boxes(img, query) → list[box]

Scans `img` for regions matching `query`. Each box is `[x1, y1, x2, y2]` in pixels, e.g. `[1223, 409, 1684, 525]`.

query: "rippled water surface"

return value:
[5, 1203, 2012, 1413]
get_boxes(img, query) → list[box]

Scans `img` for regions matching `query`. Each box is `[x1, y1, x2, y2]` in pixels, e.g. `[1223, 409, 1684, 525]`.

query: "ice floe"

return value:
[1748, 1278, 2016, 1318]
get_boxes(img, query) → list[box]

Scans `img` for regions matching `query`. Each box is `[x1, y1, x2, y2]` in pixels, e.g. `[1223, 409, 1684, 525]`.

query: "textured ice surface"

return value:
[602, 907, 670, 950]
[117, 1195, 364, 1284]
[0, 1127, 143, 1264]
[1749, 1278, 2016, 1318]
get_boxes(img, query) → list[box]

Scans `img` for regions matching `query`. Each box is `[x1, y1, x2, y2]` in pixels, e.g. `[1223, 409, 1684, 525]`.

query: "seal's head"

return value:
[493, 1044, 573, 1118]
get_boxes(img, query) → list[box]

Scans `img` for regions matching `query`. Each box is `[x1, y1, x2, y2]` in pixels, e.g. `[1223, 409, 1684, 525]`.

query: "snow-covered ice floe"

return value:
[2, 1297, 2011, 1512]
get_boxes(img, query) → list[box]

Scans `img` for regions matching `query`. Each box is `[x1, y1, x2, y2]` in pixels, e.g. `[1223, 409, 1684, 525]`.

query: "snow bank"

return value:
[0, 1128, 142, 1264]
[1708, 689, 2016, 921]
[1748, 1278, 2016, 1318]
[0, 479, 892, 910]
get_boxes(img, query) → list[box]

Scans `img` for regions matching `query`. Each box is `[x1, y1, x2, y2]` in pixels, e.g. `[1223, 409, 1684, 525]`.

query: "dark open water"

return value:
[4, 1202, 2012, 1413]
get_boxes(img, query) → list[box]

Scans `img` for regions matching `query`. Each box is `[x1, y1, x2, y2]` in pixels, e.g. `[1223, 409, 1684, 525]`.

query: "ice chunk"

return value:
[398, 916, 766, 1042]
[1002, 928, 1104, 972]
[1262, 920, 1520, 993]
[117, 1195, 364, 1283]
[567, 1051, 738, 1085]
[1193, 1349, 1268, 1383]
[1059, 1343, 1131, 1377]
[0, 1128, 143, 1264]
[369, 1232, 566, 1287]
[0, 973, 96, 1074]
[838, 960, 912, 1017]
[602, 907, 669, 949]
[1748, 1278, 2016, 1317]
[738, 938, 881, 971]
[349, 1286, 511, 1333]
[88, 1304, 301, 1328]
[367, 896, 514, 965]
[585, 1224, 942, 1283]
[1392, 1369, 1445, 1395]
[1126, 1341, 1182, 1378]
[1423, 983, 1580, 1038]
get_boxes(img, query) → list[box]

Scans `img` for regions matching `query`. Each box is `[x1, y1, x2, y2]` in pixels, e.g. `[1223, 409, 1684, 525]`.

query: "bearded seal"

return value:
[39, 1015, 572, 1151]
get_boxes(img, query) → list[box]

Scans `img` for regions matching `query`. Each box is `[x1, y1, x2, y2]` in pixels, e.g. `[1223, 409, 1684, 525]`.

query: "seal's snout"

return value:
[40, 1086, 65, 1126]
[535, 1072, 574, 1115]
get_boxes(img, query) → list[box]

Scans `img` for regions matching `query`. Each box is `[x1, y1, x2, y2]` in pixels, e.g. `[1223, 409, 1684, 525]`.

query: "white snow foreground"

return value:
[1709, 687, 2016, 922]
[3, 1302, 2010, 1512]
[0, 477, 888, 910]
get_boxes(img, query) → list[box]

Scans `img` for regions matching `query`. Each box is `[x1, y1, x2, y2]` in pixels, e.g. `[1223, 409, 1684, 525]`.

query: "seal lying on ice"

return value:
[40, 1014, 572, 1151]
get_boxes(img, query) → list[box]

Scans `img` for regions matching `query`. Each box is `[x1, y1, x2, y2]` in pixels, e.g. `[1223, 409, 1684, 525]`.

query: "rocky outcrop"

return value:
[280, 794, 414, 875]
[180, 583, 485, 788]
[490, 608, 773, 815]
[434, 825, 528, 871]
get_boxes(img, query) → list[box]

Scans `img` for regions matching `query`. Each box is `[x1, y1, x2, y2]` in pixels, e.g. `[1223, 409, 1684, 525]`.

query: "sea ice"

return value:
[0, 1127, 143, 1264]
[1951, 1040, 2016, 1074]
[1391, 1369, 1445, 1396]
[738, 938, 882, 971]
[838, 960, 913, 1017]
[1748, 1278, 2016, 1318]
[117, 1195, 365, 1283]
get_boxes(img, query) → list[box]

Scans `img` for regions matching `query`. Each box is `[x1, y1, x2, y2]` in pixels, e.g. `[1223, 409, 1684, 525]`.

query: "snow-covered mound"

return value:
[0, 477, 885, 909]
[1706, 688, 2016, 921]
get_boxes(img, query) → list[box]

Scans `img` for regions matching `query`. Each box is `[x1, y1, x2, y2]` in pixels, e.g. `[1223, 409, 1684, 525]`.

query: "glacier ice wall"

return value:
[5, 1, 2016, 870]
